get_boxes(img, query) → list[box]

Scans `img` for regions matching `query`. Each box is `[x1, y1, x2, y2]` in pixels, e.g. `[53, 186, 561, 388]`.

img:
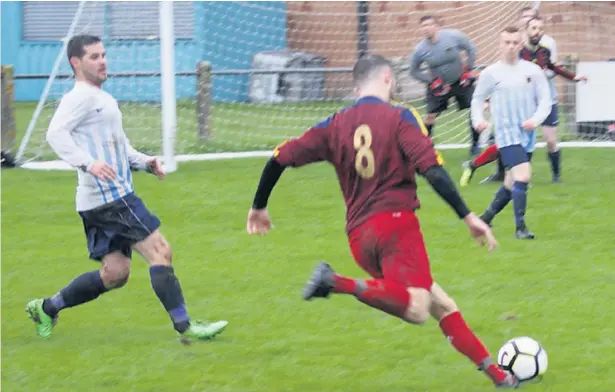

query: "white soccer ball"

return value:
[497, 336, 548, 382]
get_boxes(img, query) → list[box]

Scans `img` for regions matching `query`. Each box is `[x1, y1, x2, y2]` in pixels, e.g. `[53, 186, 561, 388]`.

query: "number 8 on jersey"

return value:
[354, 125, 375, 179]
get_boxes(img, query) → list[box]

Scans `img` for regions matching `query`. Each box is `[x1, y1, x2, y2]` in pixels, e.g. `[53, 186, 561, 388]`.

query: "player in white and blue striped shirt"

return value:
[26, 34, 227, 343]
[471, 26, 551, 240]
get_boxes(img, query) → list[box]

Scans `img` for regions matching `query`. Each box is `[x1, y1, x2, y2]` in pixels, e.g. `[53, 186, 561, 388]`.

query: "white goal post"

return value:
[15, 0, 179, 172]
[9, 1, 615, 171]
[159, 0, 178, 173]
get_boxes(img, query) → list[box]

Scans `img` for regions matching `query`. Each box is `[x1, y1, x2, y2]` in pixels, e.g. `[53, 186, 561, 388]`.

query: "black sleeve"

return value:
[422, 165, 471, 219]
[251, 157, 287, 209]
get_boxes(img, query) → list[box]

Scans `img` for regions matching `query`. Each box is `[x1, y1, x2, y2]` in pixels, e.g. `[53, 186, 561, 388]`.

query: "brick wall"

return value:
[286, 1, 615, 100]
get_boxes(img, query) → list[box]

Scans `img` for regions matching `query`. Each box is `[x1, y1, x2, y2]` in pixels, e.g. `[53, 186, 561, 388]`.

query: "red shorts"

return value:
[348, 210, 433, 290]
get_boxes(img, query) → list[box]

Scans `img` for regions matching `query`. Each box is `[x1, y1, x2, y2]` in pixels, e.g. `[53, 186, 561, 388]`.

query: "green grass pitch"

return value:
[2, 103, 615, 391]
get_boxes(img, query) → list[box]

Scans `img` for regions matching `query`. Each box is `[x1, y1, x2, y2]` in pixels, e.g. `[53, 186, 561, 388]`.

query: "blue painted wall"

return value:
[0, 1, 287, 102]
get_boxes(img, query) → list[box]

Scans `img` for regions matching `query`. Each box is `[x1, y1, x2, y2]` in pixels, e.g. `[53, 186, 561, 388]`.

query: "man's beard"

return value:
[87, 73, 106, 85]
[529, 35, 542, 46]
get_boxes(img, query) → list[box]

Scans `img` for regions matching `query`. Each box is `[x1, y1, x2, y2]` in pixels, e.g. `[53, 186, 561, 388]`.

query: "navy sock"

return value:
[483, 186, 512, 223]
[426, 123, 434, 137]
[548, 150, 561, 177]
[511, 181, 529, 229]
[149, 265, 190, 333]
[43, 270, 108, 318]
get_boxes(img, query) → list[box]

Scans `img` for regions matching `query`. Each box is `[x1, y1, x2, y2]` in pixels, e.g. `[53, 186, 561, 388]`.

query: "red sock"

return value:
[439, 311, 489, 365]
[334, 276, 410, 319]
[439, 311, 506, 383]
[473, 144, 499, 168]
[485, 364, 508, 384]
[332, 274, 357, 294]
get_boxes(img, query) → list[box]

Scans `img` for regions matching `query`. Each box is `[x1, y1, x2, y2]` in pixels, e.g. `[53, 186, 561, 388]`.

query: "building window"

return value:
[23, 1, 194, 41]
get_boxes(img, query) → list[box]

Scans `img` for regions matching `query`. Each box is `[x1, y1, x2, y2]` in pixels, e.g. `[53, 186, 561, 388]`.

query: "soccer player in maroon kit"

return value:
[246, 55, 519, 389]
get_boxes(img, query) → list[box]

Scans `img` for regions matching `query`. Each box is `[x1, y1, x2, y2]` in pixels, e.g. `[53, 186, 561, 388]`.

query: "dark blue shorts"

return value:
[79, 193, 161, 261]
[499, 145, 533, 170]
[542, 104, 559, 127]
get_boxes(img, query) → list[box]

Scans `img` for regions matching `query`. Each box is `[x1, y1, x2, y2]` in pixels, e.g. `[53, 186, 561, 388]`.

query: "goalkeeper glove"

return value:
[429, 78, 451, 97]
[459, 70, 476, 88]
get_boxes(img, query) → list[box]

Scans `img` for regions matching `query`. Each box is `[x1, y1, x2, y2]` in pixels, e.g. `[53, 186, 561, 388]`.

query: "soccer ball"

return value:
[497, 336, 548, 382]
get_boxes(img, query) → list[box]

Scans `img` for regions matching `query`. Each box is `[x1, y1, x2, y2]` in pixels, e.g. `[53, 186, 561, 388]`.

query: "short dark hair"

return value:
[519, 6, 538, 17]
[502, 26, 520, 34]
[352, 55, 392, 86]
[526, 16, 544, 27]
[67, 34, 102, 65]
[419, 15, 438, 24]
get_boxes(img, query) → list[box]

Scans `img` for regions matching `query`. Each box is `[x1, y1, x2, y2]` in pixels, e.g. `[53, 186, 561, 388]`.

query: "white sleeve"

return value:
[46, 94, 96, 171]
[125, 138, 151, 171]
[542, 35, 557, 78]
[529, 66, 553, 126]
[547, 39, 557, 78]
[470, 68, 496, 127]
[546, 35, 557, 62]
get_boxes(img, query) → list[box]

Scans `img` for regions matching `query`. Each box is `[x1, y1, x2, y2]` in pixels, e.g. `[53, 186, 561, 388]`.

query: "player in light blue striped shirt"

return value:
[471, 26, 551, 240]
[26, 34, 227, 343]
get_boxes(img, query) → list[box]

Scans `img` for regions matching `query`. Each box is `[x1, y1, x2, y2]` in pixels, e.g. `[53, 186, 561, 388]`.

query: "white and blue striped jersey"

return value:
[46, 81, 151, 211]
[471, 59, 551, 153]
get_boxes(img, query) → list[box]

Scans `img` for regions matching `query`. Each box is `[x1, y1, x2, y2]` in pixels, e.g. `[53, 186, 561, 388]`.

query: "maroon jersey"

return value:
[520, 45, 576, 80]
[274, 96, 442, 234]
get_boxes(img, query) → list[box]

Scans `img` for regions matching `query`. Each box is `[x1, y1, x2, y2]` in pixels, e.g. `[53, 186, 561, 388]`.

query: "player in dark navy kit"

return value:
[245, 55, 519, 389]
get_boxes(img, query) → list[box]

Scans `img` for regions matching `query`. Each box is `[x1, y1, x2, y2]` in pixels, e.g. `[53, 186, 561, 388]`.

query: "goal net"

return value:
[13, 1, 615, 170]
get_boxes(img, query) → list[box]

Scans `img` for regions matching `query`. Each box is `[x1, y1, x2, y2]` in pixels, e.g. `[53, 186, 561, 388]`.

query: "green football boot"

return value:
[26, 298, 58, 339]
[460, 160, 477, 187]
[178, 320, 228, 345]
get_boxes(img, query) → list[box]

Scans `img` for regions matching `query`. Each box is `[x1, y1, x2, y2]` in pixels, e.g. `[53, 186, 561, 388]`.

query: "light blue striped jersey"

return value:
[471, 59, 551, 153]
[46, 81, 151, 211]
